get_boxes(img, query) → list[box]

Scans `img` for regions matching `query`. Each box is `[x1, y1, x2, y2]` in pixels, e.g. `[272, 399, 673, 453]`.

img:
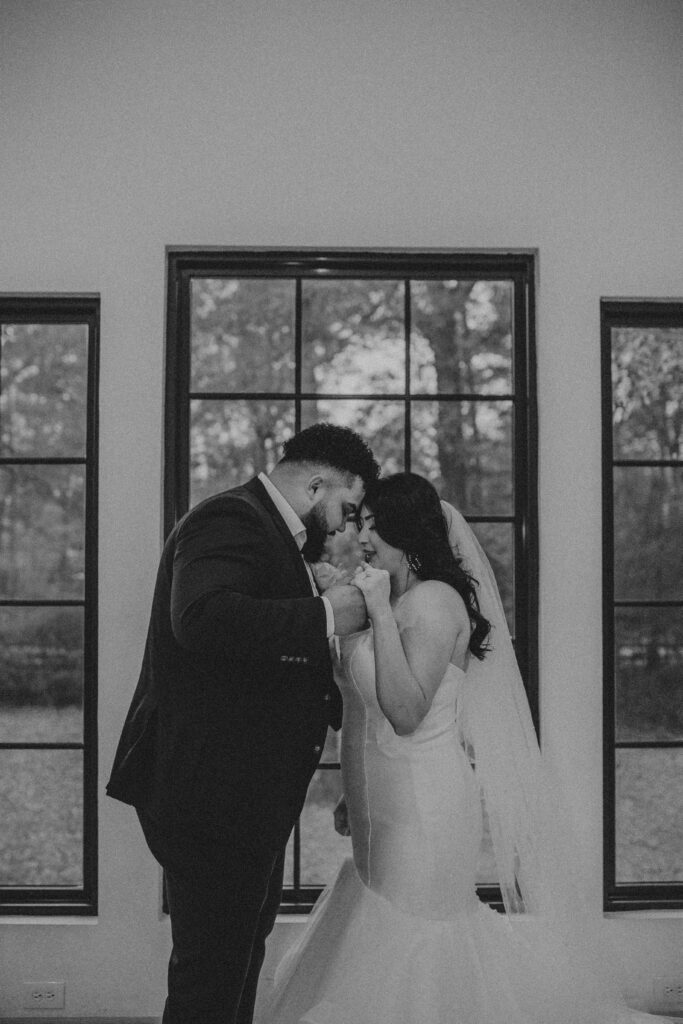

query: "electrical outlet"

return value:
[21, 981, 65, 1009]
[654, 978, 683, 1009]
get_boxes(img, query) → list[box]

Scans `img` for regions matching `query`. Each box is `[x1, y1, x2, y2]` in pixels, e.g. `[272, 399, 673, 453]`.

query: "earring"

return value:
[407, 553, 422, 574]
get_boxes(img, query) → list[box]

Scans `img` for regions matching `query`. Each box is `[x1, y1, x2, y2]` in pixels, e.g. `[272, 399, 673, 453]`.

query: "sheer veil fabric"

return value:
[443, 499, 578, 921]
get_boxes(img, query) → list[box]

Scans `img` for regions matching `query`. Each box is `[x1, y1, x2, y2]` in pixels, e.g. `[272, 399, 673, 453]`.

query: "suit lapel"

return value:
[244, 477, 314, 594]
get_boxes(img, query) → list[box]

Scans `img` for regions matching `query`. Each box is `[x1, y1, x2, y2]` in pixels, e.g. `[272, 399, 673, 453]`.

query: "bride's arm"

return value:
[355, 570, 468, 735]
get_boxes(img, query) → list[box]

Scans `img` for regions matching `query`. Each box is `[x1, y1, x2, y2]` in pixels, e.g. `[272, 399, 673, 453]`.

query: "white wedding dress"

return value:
[263, 625, 675, 1024]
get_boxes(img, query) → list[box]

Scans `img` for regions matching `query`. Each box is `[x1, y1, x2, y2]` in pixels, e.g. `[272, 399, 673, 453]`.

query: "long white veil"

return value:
[441, 500, 660, 1020]
[441, 500, 555, 918]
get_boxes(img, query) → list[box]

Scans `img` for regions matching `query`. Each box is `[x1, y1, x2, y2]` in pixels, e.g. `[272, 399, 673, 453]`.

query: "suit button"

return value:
[313, 745, 322, 754]
[280, 655, 288, 662]
[323, 693, 331, 702]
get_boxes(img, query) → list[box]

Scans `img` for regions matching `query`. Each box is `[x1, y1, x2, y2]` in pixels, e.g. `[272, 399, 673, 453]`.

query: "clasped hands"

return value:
[324, 564, 391, 634]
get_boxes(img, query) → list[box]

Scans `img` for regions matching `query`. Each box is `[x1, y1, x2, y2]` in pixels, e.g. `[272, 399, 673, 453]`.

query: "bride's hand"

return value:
[351, 564, 391, 618]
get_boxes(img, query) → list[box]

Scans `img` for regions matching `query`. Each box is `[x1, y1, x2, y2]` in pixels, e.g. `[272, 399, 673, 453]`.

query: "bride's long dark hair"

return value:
[358, 472, 491, 660]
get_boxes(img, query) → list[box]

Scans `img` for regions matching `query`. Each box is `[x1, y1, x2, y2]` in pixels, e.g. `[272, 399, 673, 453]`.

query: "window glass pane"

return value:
[301, 398, 404, 475]
[284, 769, 348, 889]
[615, 748, 683, 883]
[411, 400, 512, 515]
[299, 768, 348, 886]
[0, 465, 85, 600]
[302, 280, 404, 395]
[283, 835, 295, 888]
[0, 749, 83, 886]
[190, 279, 295, 393]
[411, 281, 513, 395]
[319, 726, 340, 764]
[615, 607, 683, 742]
[614, 466, 683, 601]
[471, 522, 514, 633]
[0, 607, 83, 742]
[190, 398, 294, 506]
[0, 323, 88, 458]
[612, 327, 683, 460]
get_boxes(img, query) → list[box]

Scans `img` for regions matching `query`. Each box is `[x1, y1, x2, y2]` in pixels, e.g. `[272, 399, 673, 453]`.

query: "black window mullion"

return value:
[404, 279, 411, 473]
[601, 302, 618, 907]
[164, 269, 192, 536]
[293, 819, 301, 896]
[464, 515, 516, 524]
[512, 268, 538, 730]
[0, 599, 85, 607]
[613, 460, 682, 468]
[295, 279, 302, 433]
[291, 278, 303, 890]
[0, 742, 84, 750]
[0, 456, 87, 465]
[187, 391, 517, 402]
[82, 307, 99, 912]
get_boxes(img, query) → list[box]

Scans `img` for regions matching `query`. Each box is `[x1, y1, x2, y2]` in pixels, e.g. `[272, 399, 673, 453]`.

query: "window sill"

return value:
[605, 909, 683, 920]
[0, 916, 99, 925]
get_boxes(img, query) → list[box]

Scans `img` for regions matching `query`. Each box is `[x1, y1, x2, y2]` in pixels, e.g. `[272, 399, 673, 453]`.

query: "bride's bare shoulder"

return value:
[396, 579, 469, 631]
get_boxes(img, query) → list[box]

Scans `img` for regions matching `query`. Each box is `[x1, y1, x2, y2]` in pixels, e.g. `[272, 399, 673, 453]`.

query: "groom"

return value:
[106, 423, 378, 1024]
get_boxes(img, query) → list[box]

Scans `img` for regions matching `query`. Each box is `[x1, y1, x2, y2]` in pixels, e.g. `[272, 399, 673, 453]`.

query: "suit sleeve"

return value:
[169, 498, 330, 666]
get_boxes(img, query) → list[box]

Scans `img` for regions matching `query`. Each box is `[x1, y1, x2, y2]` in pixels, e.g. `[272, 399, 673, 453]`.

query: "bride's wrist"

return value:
[368, 603, 393, 625]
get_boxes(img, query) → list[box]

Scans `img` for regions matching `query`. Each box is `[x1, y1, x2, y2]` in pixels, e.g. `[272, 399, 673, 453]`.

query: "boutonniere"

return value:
[309, 560, 352, 592]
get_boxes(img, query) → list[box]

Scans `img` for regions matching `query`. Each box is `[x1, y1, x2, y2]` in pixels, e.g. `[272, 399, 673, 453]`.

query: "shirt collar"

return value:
[258, 472, 307, 551]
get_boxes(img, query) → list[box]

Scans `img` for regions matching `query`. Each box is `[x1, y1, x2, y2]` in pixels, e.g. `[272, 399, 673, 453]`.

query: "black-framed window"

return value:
[0, 295, 99, 916]
[165, 249, 537, 912]
[602, 299, 683, 912]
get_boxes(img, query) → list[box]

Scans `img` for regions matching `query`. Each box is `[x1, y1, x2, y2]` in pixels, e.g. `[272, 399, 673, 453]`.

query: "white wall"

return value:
[0, 0, 681, 1017]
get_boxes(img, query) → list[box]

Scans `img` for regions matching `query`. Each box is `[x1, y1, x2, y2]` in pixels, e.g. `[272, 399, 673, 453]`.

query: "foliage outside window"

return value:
[602, 299, 683, 911]
[166, 250, 537, 911]
[0, 295, 99, 915]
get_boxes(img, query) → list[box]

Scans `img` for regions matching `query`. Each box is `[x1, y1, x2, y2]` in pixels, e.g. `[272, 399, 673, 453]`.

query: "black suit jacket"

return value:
[106, 477, 342, 851]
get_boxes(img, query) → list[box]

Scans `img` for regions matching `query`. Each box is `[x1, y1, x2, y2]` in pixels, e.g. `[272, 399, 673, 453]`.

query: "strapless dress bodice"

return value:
[336, 627, 480, 917]
[338, 627, 466, 751]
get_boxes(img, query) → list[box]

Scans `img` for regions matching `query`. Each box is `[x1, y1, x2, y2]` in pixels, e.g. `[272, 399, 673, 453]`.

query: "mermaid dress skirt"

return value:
[262, 629, 674, 1024]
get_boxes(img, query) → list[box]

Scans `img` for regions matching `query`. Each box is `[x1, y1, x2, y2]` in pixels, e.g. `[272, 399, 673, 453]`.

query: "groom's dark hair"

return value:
[280, 423, 380, 486]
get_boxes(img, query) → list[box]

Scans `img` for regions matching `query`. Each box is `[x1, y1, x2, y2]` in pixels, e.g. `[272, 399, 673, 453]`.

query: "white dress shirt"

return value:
[258, 472, 335, 638]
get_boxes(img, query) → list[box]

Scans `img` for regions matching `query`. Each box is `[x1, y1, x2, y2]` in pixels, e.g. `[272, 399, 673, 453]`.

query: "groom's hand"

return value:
[324, 584, 368, 636]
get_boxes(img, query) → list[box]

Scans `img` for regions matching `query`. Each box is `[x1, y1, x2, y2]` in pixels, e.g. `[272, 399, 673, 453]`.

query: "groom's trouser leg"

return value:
[234, 846, 284, 1024]
[137, 810, 284, 1024]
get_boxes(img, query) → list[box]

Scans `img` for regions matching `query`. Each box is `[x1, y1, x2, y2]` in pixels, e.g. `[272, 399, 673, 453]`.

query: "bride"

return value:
[263, 472, 675, 1024]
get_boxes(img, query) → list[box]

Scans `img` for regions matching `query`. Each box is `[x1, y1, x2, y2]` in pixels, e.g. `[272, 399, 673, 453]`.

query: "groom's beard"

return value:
[301, 503, 329, 563]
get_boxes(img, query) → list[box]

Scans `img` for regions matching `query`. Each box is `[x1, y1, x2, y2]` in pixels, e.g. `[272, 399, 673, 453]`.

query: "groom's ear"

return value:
[306, 473, 325, 501]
